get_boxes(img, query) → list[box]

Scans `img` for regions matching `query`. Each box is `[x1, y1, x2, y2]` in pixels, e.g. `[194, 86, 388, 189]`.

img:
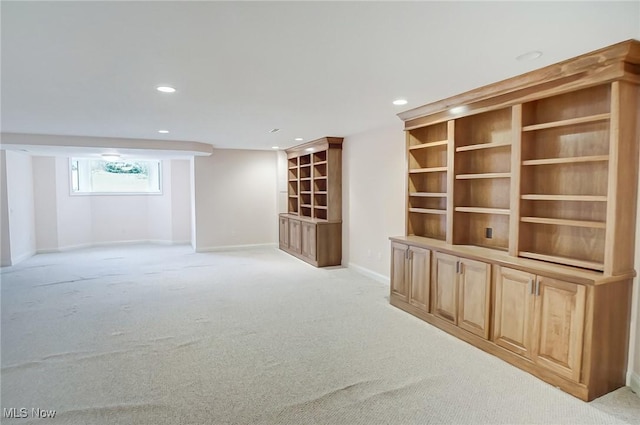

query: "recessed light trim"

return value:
[271, 146, 279, 149]
[305, 148, 314, 152]
[156, 86, 176, 93]
[450, 106, 466, 114]
[393, 99, 408, 106]
[158, 130, 170, 134]
[516, 50, 542, 61]
[295, 138, 303, 141]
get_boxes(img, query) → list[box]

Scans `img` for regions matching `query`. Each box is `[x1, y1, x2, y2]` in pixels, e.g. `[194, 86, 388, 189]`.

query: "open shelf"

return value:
[409, 192, 447, 198]
[455, 207, 510, 215]
[314, 160, 327, 166]
[409, 208, 447, 215]
[520, 216, 605, 229]
[522, 155, 609, 166]
[409, 139, 448, 150]
[455, 141, 511, 152]
[456, 173, 511, 180]
[521, 194, 607, 202]
[409, 167, 447, 174]
[519, 251, 604, 272]
[522, 113, 610, 132]
[314, 206, 328, 210]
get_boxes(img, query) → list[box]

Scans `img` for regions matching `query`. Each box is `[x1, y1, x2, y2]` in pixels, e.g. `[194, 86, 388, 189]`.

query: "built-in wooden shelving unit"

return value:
[391, 39, 640, 402]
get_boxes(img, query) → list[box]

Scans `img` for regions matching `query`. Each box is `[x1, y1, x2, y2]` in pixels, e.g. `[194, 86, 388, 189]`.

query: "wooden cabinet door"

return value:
[390, 242, 408, 300]
[408, 246, 430, 312]
[533, 276, 586, 382]
[300, 222, 316, 260]
[457, 258, 491, 338]
[288, 219, 301, 254]
[279, 216, 289, 248]
[432, 252, 458, 324]
[493, 267, 536, 358]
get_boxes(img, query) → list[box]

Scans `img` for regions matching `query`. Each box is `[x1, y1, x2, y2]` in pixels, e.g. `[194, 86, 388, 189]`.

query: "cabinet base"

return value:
[390, 295, 599, 401]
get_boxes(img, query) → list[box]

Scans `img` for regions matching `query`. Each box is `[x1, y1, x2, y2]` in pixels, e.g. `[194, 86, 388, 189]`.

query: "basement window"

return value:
[70, 158, 161, 194]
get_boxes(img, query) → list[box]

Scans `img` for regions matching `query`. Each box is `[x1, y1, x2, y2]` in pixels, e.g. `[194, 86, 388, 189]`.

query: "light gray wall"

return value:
[192, 149, 278, 251]
[0, 151, 12, 266]
[5, 151, 36, 264]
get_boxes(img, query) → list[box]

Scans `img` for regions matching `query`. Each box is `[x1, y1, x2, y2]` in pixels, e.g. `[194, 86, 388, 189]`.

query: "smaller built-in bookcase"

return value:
[280, 137, 343, 267]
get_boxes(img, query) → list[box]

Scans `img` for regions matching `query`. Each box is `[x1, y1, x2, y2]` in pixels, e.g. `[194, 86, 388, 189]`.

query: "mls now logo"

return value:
[3, 407, 56, 419]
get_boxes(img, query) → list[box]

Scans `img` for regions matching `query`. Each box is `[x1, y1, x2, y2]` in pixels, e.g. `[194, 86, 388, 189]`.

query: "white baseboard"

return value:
[348, 262, 390, 285]
[37, 240, 191, 254]
[9, 249, 36, 266]
[630, 372, 640, 396]
[196, 243, 277, 253]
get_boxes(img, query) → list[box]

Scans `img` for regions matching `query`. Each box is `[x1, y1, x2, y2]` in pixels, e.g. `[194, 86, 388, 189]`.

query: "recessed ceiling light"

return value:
[156, 86, 176, 93]
[393, 99, 408, 106]
[305, 148, 314, 152]
[271, 146, 279, 149]
[450, 106, 466, 114]
[158, 130, 169, 134]
[295, 138, 303, 141]
[516, 51, 542, 61]
[101, 154, 121, 162]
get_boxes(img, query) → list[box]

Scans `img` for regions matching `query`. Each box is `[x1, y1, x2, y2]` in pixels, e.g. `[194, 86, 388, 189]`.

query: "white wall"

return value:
[0, 151, 12, 266]
[170, 160, 191, 243]
[32, 157, 59, 251]
[30, 157, 191, 251]
[5, 151, 37, 264]
[343, 123, 406, 281]
[192, 149, 278, 251]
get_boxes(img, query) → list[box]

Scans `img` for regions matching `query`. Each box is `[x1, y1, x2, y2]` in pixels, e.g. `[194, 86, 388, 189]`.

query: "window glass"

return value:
[71, 159, 161, 194]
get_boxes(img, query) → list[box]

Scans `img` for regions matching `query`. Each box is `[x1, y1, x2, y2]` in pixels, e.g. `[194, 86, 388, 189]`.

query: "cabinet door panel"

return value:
[432, 252, 458, 324]
[493, 267, 536, 358]
[534, 276, 586, 382]
[390, 242, 408, 300]
[279, 217, 289, 248]
[408, 246, 430, 312]
[300, 222, 316, 260]
[288, 219, 301, 254]
[457, 258, 491, 338]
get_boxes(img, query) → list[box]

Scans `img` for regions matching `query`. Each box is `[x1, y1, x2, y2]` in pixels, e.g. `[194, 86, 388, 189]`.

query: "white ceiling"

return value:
[2, 1, 639, 151]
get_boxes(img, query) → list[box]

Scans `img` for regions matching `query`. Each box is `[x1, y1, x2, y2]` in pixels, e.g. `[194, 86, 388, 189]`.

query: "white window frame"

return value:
[69, 158, 163, 196]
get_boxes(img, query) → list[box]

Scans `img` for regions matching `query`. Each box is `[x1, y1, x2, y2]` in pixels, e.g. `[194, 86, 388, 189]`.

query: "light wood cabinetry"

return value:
[390, 40, 640, 401]
[494, 267, 586, 381]
[391, 242, 430, 312]
[279, 137, 343, 267]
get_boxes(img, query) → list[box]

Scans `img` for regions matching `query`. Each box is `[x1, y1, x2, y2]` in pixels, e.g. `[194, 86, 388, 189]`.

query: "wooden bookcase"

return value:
[391, 39, 640, 401]
[279, 137, 342, 267]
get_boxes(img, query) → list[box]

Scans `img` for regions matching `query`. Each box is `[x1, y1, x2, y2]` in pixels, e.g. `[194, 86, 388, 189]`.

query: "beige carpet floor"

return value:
[1, 244, 639, 424]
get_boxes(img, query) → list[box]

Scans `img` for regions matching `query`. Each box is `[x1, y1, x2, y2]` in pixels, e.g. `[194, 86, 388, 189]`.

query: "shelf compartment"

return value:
[455, 145, 510, 174]
[409, 192, 446, 198]
[522, 113, 610, 132]
[520, 217, 605, 229]
[300, 206, 312, 218]
[455, 207, 510, 215]
[409, 172, 447, 194]
[520, 161, 607, 197]
[519, 252, 604, 272]
[300, 180, 311, 192]
[300, 166, 311, 179]
[408, 211, 446, 240]
[408, 122, 448, 147]
[522, 85, 610, 127]
[409, 140, 448, 150]
[409, 142, 447, 169]
[314, 179, 327, 192]
[452, 211, 509, 251]
[299, 154, 312, 166]
[518, 222, 604, 269]
[456, 173, 510, 180]
[455, 107, 512, 150]
[314, 209, 327, 220]
[409, 167, 448, 174]
[314, 193, 327, 207]
[313, 151, 327, 163]
[521, 194, 607, 202]
[455, 178, 510, 210]
[287, 158, 298, 168]
[314, 162, 327, 178]
[522, 155, 609, 166]
[410, 195, 446, 211]
[455, 141, 511, 152]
